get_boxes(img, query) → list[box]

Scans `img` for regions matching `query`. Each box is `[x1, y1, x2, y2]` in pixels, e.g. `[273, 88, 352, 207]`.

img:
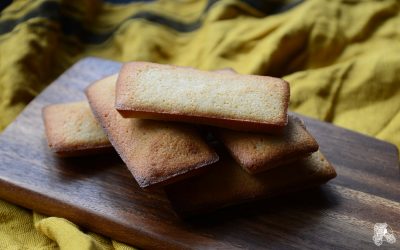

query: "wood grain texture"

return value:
[0, 57, 399, 249]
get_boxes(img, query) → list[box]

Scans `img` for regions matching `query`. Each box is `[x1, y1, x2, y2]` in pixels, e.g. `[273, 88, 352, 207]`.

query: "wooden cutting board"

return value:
[0, 58, 399, 249]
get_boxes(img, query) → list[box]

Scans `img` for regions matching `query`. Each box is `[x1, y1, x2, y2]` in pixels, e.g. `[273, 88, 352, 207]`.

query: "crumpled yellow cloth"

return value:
[0, 200, 133, 249]
[0, 0, 399, 249]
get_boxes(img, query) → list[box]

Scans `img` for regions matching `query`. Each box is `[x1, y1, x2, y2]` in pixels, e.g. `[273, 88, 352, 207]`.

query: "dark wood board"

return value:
[0, 57, 399, 249]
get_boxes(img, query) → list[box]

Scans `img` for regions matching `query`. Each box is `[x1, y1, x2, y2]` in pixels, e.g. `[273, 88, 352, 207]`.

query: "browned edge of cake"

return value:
[117, 109, 288, 134]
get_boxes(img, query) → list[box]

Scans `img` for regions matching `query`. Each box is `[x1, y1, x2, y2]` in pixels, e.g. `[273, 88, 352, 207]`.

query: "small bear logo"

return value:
[373, 223, 396, 246]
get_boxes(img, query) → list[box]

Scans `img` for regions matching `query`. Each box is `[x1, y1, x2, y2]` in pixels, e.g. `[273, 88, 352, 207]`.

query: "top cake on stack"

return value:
[115, 62, 290, 133]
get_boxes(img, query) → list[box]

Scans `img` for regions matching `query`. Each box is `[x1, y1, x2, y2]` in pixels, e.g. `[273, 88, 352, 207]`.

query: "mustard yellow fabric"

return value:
[0, 0, 399, 249]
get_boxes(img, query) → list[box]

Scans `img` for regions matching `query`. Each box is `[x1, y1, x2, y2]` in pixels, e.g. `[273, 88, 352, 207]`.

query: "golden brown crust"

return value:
[85, 74, 219, 189]
[42, 101, 112, 157]
[117, 109, 287, 134]
[115, 62, 289, 133]
[215, 115, 319, 174]
[165, 151, 336, 216]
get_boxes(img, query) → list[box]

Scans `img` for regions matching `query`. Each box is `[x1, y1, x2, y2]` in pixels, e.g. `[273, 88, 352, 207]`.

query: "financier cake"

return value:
[165, 150, 336, 216]
[115, 62, 290, 133]
[42, 101, 112, 157]
[215, 115, 319, 174]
